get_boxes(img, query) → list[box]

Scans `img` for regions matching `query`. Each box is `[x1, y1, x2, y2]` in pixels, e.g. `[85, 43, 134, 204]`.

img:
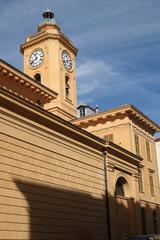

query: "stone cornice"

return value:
[155, 138, 160, 142]
[48, 106, 77, 121]
[105, 141, 143, 165]
[73, 104, 160, 135]
[0, 87, 105, 153]
[0, 85, 144, 165]
[0, 59, 58, 105]
[20, 32, 78, 55]
[126, 106, 159, 135]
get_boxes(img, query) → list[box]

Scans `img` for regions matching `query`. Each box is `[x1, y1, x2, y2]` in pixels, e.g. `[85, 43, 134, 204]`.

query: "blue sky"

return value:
[0, 0, 160, 127]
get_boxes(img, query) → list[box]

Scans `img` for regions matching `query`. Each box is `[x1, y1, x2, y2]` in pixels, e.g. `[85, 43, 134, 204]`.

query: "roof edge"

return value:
[73, 104, 160, 133]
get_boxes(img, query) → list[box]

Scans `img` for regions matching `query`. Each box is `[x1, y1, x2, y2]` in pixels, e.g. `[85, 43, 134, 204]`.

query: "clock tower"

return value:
[20, 10, 78, 121]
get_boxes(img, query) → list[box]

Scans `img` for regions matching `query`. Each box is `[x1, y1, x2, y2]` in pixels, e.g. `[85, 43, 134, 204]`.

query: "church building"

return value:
[0, 10, 160, 240]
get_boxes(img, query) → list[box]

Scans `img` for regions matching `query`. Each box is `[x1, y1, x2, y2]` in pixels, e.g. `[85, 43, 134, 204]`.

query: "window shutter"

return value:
[104, 134, 113, 142]
[149, 174, 154, 196]
[138, 169, 143, 193]
[146, 141, 151, 161]
[134, 134, 140, 156]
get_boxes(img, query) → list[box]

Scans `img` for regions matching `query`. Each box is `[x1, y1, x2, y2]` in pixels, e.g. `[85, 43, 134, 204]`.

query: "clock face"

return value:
[62, 50, 73, 71]
[29, 49, 44, 68]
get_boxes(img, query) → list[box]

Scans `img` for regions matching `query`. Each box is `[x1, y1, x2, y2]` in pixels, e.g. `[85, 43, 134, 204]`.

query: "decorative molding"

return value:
[20, 32, 78, 55]
[132, 124, 155, 141]
[0, 60, 58, 105]
[132, 172, 139, 180]
[0, 87, 105, 153]
[73, 104, 159, 134]
[107, 162, 115, 172]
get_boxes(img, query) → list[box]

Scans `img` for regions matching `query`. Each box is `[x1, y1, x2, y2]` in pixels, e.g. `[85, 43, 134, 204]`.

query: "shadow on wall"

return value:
[14, 179, 160, 240]
[108, 194, 160, 240]
[15, 179, 108, 240]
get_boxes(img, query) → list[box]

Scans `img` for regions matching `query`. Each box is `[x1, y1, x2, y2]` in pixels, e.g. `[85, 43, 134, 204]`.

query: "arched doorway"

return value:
[114, 176, 131, 239]
[115, 177, 128, 197]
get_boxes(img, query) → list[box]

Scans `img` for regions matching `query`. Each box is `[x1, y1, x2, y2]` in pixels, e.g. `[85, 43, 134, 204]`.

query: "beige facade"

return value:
[73, 105, 160, 238]
[0, 85, 108, 240]
[0, 10, 160, 240]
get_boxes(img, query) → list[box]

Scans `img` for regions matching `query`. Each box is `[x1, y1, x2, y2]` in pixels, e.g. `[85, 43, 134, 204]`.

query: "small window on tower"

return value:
[34, 73, 41, 84]
[65, 76, 70, 99]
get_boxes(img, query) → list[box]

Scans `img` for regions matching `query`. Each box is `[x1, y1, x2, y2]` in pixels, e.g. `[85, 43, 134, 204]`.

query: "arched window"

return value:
[65, 76, 70, 99]
[34, 73, 41, 84]
[115, 177, 127, 197]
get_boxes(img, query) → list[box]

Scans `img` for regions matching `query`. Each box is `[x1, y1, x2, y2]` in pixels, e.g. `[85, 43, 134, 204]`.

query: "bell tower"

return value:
[20, 10, 78, 121]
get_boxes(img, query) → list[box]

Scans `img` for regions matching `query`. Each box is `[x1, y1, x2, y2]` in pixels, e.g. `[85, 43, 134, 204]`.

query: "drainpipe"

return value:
[104, 150, 111, 240]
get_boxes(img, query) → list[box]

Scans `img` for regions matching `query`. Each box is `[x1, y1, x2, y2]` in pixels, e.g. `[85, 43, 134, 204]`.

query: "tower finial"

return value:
[42, 9, 54, 20]
[38, 9, 60, 31]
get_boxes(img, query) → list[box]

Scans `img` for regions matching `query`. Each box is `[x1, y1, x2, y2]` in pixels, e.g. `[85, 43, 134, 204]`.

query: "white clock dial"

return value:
[29, 49, 44, 68]
[62, 50, 73, 71]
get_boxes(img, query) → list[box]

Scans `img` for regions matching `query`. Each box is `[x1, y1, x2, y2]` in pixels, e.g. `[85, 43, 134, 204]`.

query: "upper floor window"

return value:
[146, 141, 151, 161]
[149, 172, 155, 196]
[138, 168, 144, 193]
[104, 134, 113, 142]
[134, 134, 140, 156]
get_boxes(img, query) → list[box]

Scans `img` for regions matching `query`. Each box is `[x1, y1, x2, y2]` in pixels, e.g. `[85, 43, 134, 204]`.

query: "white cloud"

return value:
[72, 0, 160, 55]
[77, 59, 132, 96]
[77, 59, 160, 97]
[77, 59, 160, 123]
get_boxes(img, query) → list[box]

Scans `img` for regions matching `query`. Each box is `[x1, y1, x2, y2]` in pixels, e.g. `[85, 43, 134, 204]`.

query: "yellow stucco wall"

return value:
[0, 103, 108, 240]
